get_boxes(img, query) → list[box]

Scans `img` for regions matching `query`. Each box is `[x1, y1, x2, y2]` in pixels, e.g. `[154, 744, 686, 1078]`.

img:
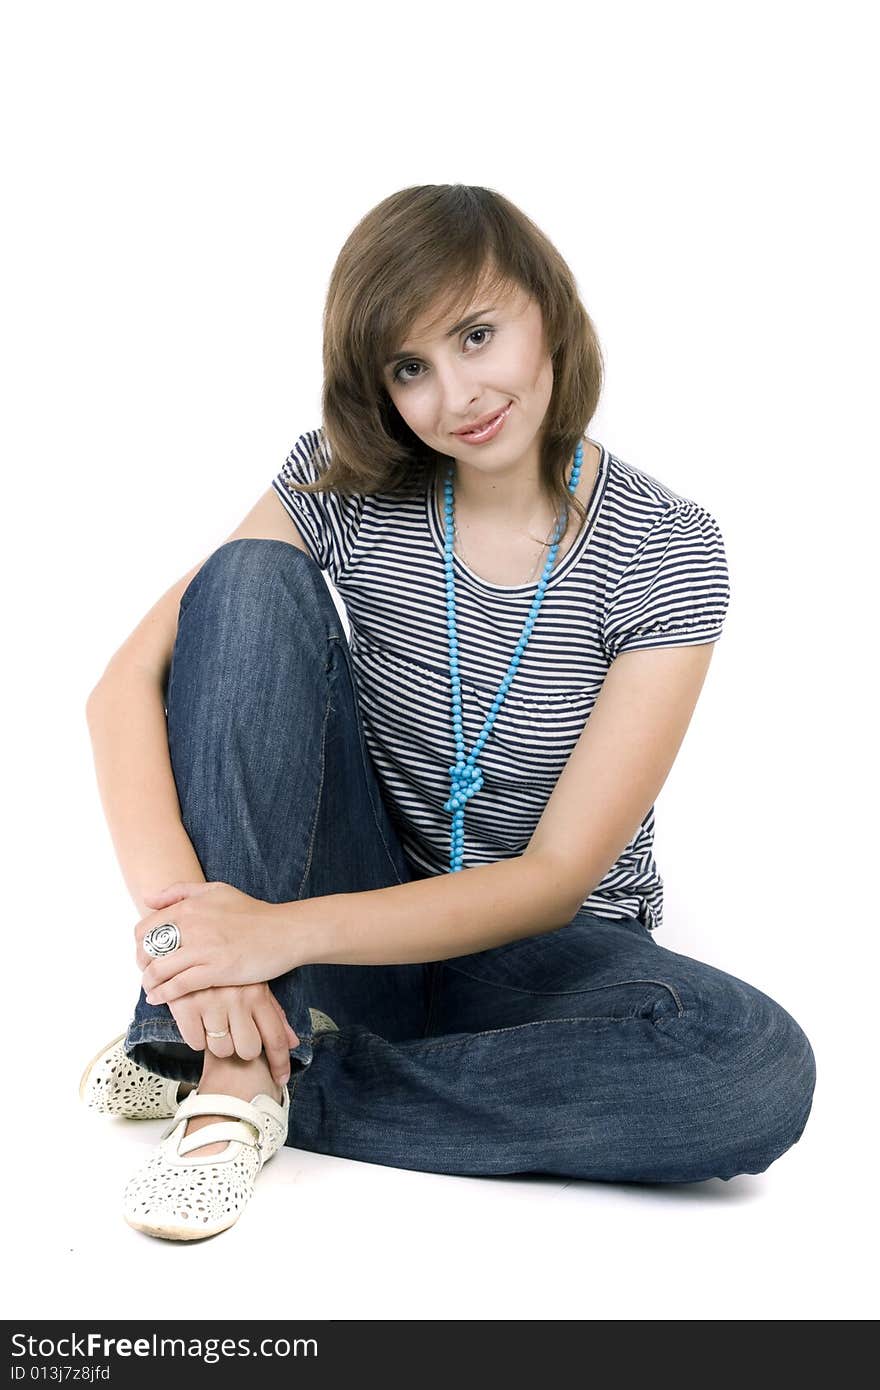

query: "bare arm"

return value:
[85, 487, 313, 1079]
[85, 486, 310, 916]
[267, 644, 716, 969]
[137, 853, 577, 1008]
[277, 852, 578, 968]
[86, 668, 206, 919]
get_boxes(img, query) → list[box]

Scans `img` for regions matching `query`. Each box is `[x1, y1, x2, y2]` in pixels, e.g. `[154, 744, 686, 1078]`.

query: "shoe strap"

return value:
[176, 1119, 260, 1157]
[160, 1092, 269, 1144]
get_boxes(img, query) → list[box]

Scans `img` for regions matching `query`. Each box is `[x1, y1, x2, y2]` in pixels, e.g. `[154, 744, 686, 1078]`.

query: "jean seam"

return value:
[296, 676, 331, 898]
[330, 634, 408, 888]
[127, 1022, 184, 1041]
[165, 643, 176, 732]
[288, 1031, 327, 1103]
[315, 1011, 684, 1053]
[441, 965, 685, 1017]
[422, 962, 443, 1037]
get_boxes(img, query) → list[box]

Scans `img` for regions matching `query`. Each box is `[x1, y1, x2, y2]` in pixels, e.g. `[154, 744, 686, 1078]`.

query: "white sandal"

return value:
[79, 1032, 184, 1119]
[122, 1086, 290, 1241]
[80, 1010, 338, 1121]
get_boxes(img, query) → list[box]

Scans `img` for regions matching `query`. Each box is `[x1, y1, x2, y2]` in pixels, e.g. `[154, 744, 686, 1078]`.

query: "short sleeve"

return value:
[602, 503, 731, 660]
[271, 428, 365, 586]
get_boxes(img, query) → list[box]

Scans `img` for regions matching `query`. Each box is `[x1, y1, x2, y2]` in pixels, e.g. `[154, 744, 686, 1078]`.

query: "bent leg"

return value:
[124, 539, 430, 1082]
[287, 912, 817, 1183]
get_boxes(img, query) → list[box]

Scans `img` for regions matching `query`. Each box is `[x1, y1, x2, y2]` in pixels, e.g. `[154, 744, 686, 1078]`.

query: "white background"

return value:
[2, 0, 876, 1322]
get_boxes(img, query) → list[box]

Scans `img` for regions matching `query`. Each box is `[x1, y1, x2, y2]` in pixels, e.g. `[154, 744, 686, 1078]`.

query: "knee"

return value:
[680, 981, 817, 1181]
[740, 994, 816, 1174]
[179, 538, 332, 632]
[188, 536, 318, 596]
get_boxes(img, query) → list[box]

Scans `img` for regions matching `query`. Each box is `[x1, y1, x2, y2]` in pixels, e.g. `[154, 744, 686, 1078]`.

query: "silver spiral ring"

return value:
[143, 922, 181, 958]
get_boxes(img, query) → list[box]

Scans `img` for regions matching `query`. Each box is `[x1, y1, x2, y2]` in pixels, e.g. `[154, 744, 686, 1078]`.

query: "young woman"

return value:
[81, 184, 816, 1241]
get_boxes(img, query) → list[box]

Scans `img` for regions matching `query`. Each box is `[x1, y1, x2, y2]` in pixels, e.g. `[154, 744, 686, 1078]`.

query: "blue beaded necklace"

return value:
[441, 438, 584, 871]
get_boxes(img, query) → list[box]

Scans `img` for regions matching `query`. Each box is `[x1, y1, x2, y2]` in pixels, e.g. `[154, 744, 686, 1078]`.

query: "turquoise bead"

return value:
[441, 439, 583, 870]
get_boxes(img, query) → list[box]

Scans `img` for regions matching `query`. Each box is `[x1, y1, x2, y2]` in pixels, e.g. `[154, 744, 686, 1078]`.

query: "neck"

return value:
[442, 452, 574, 531]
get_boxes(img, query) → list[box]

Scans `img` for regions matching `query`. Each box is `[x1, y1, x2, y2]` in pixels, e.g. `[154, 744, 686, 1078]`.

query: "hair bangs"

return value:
[288, 184, 603, 532]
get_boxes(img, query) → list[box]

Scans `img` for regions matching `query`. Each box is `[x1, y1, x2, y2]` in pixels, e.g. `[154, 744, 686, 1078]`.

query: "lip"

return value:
[452, 401, 513, 440]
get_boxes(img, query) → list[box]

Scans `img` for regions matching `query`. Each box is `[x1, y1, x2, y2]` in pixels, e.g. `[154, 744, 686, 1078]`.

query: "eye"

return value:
[466, 327, 493, 348]
[392, 325, 496, 386]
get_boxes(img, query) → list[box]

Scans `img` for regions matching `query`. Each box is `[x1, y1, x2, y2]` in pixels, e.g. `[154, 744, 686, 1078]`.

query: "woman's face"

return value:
[383, 279, 554, 470]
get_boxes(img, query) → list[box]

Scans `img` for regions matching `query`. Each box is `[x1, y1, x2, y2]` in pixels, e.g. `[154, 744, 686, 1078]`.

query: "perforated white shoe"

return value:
[122, 1085, 290, 1241]
[308, 1007, 339, 1036]
[81, 1009, 337, 1120]
[79, 1032, 185, 1119]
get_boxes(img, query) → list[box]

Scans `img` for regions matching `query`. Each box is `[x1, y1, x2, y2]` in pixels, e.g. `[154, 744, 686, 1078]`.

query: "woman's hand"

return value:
[167, 983, 299, 1086]
[135, 880, 299, 1005]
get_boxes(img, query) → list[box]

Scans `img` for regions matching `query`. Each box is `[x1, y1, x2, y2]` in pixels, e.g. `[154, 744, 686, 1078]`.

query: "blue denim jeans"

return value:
[125, 539, 816, 1183]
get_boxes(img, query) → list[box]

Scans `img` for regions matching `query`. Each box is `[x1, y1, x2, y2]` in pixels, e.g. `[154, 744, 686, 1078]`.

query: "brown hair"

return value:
[288, 184, 604, 539]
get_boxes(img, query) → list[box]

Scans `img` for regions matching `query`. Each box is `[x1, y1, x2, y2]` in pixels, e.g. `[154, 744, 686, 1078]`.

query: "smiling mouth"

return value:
[453, 402, 513, 438]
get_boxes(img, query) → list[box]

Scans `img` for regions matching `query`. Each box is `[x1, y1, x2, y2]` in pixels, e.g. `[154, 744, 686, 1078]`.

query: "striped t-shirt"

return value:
[271, 427, 730, 933]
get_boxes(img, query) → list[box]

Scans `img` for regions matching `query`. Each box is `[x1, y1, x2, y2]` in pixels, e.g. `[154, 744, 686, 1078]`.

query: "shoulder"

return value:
[607, 446, 709, 514]
[281, 426, 331, 479]
[602, 448, 724, 557]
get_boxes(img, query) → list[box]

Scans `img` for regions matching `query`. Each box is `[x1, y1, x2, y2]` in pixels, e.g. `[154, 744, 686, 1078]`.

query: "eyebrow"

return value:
[384, 307, 498, 368]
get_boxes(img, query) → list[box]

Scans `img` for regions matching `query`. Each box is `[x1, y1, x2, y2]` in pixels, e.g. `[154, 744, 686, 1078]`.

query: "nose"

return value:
[432, 360, 482, 429]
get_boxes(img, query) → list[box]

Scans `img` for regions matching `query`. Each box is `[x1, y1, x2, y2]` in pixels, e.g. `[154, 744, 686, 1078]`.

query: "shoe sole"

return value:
[79, 1030, 128, 1103]
[124, 1214, 239, 1241]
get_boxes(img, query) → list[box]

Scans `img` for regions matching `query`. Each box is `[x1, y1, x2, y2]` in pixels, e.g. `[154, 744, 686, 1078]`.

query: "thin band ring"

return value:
[205, 1028, 230, 1039]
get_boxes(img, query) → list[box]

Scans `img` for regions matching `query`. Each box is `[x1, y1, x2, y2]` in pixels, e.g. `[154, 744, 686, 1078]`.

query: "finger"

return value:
[169, 998, 206, 1053]
[267, 990, 300, 1048]
[143, 882, 209, 907]
[141, 951, 196, 989]
[228, 998, 263, 1063]
[145, 966, 216, 1005]
[141, 886, 188, 909]
[203, 1011, 234, 1058]
[254, 1001, 296, 1084]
